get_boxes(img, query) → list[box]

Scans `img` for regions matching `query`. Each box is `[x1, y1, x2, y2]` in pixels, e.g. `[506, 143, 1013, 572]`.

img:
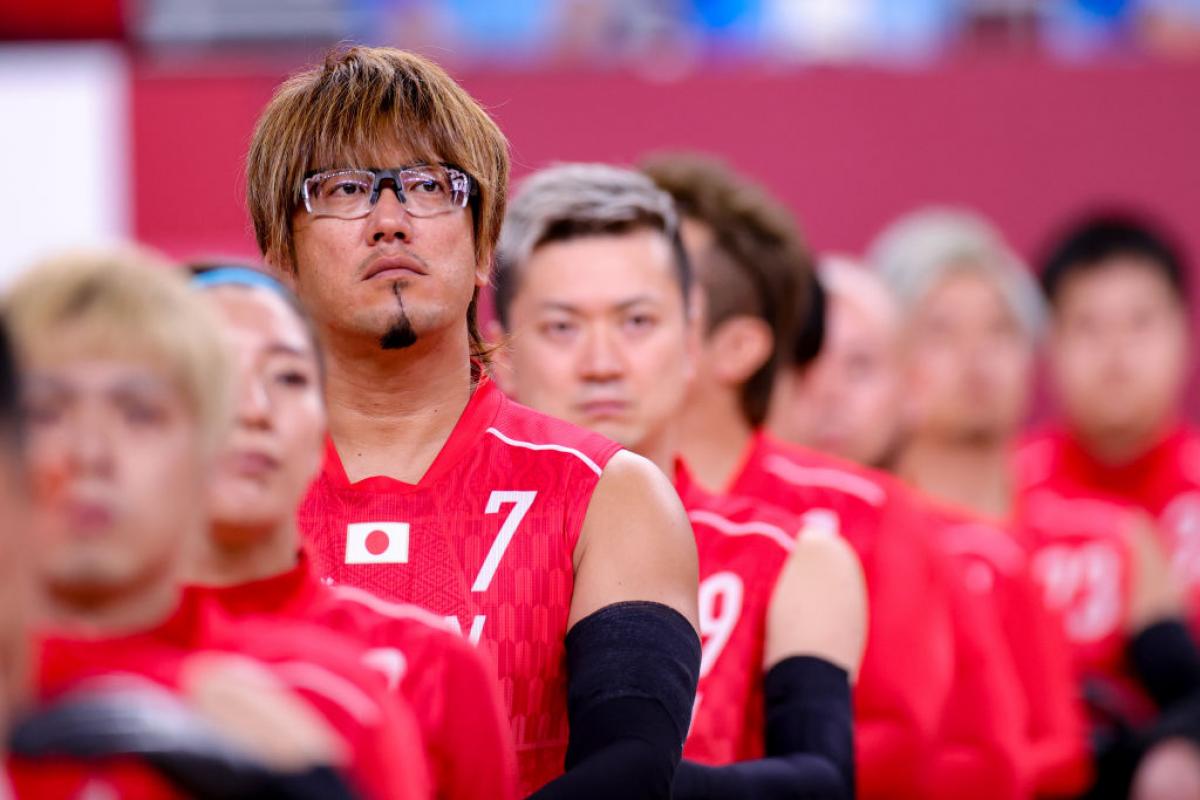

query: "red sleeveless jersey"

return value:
[191, 553, 518, 800]
[726, 432, 957, 799]
[1020, 424, 1200, 634]
[923, 502, 1091, 796]
[1016, 485, 1154, 727]
[674, 463, 796, 766]
[30, 592, 431, 800]
[298, 378, 623, 795]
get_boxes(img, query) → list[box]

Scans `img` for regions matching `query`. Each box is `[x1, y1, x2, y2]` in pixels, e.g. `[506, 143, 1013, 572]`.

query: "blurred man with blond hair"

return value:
[4, 248, 431, 799]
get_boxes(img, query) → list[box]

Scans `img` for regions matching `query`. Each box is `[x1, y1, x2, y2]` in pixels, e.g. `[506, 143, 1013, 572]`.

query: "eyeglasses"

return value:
[301, 164, 475, 220]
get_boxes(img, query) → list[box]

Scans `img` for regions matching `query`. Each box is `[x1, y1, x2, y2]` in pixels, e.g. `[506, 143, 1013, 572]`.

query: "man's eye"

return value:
[24, 402, 61, 426]
[625, 314, 656, 331]
[331, 181, 366, 197]
[275, 370, 312, 388]
[409, 178, 446, 195]
[121, 402, 165, 426]
[542, 320, 576, 337]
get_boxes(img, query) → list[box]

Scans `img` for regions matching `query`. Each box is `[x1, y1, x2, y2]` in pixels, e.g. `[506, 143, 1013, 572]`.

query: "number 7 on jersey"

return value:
[472, 491, 538, 593]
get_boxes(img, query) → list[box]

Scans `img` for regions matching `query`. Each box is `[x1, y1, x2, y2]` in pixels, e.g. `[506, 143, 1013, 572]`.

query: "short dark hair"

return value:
[642, 154, 811, 427]
[1040, 212, 1188, 308]
[791, 269, 826, 368]
[0, 314, 25, 454]
[494, 163, 690, 330]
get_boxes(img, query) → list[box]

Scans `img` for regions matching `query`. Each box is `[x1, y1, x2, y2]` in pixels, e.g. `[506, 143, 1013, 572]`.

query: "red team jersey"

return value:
[674, 463, 796, 765]
[298, 377, 623, 795]
[724, 431, 957, 798]
[192, 552, 518, 800]
[1021, 424, 1200, 634]
[923, 502, 1092, 796]
[23, 591, 430, 800]
[1016, 474, 1155, 728]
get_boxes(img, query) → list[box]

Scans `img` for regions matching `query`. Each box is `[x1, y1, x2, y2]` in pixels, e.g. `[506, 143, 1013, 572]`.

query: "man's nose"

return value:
[366, 183, 415, 244]
[579, 325, 626, 381]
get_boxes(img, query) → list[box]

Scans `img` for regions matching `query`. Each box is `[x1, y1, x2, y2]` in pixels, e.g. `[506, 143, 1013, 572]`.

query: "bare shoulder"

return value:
[570, 450, 699, 629]
[765, 528, 868, 678]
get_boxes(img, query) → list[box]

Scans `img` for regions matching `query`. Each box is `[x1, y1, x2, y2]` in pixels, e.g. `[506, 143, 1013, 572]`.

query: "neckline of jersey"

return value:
[320, 375, 505, 493]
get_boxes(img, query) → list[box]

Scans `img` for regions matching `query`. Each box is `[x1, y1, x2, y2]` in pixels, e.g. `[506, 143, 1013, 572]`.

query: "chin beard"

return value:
[379, 316, 417, 350]
[379, 284, 418, 350]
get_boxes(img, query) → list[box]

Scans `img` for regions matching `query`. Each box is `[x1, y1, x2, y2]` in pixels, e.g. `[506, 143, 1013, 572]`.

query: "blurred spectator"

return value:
[110, 0, 1200, 63]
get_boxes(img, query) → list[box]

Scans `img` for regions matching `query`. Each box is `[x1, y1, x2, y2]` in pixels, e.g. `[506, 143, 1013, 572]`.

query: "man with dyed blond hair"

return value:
[246, 46, 701, 798]
[5, 248, 432, 800]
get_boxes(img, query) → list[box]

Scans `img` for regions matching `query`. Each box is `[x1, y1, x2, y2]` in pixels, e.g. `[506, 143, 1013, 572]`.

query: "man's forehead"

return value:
[313, 135, 437, 170]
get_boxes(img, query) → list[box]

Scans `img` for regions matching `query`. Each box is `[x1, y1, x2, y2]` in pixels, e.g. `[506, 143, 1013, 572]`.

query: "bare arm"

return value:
[531, 451, 700, 800]
[569, 450, 699, 631]
[765, 531, 868, 677]
[674, 528, 867, 800]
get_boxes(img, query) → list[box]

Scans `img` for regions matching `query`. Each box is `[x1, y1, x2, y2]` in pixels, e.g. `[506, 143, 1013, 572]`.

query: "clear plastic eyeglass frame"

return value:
[301, 164, 475, 220]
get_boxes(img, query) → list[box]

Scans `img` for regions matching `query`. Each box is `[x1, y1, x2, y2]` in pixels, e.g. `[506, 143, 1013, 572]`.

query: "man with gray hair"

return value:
[873, 207, 1200, 800]
[491, 162, 867, 800]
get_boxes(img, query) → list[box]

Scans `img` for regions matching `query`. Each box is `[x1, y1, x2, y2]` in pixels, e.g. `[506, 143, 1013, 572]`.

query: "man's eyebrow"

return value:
[264, 342, 313, 359]
[537, 295, 659, 314]
[108, 375, 174, 396]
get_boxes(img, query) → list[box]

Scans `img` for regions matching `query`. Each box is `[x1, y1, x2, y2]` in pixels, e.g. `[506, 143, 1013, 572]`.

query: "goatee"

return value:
[379, 283, 418, 350]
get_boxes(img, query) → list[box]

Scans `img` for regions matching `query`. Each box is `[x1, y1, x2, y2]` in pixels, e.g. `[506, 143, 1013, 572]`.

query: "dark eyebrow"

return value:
[537, 295, 660, 315]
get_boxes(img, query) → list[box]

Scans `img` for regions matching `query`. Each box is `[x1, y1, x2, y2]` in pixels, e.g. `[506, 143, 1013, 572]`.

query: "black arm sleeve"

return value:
[672, 656, 854, 800]
[1128, 618, 1200, 709]
[527, 601, 701, 800]
[10, 688, 360, 800]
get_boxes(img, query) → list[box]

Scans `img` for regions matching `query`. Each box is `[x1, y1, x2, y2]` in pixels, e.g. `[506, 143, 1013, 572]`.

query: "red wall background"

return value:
[130, 55, 1200, 412]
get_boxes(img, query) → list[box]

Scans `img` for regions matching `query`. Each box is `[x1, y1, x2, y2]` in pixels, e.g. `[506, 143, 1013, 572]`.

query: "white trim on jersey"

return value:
[761, 454, 887, 507]
[485, 426, 604, 476]
[328, 584, 461, 633]
[270, 660, 381, 726]
[687, 509, 795, 553]
[939, 524, 1028, 575]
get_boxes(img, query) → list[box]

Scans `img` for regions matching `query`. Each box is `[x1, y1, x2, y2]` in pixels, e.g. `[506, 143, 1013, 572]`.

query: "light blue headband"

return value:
[191, 266, 287, 294]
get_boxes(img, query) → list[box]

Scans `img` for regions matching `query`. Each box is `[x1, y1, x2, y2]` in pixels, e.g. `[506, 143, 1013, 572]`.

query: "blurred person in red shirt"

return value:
[186, 264, 518, 800]
[1020, 215, 1200, 632]
[489, 162, 867, 799]
[3, 249, 431, 800]
[771, 250, 1087, 797]
[246, 45, 701, 798]
[640, 154, 1003, 799]
[868, 207, 1200, 800]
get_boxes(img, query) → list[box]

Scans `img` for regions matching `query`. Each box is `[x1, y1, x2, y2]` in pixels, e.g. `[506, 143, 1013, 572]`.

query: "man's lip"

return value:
[65, 498, 115, 533]
[363, 257, 427, 281]
[225, 450, 281, 477]
[578, 400, 629, 417]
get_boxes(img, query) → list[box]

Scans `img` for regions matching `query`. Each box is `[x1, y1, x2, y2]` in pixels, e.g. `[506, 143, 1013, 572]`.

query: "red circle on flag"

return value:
[365, 529, 390, 556]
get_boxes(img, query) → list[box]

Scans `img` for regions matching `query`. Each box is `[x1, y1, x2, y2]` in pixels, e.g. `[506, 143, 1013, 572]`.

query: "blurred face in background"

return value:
[23, 346, 207, 608]
[774, 264, 905, 466]
[1048, 257, 1189, 451]
[496, 228, 695, 453]
[205, 286, 326, 544]
[905, 268, 1033, 445]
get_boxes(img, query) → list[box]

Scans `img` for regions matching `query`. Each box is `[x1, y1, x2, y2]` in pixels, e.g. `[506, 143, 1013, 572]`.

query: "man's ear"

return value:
[708, 315, 774, 386]
[476, 250, 494, 290]
[485, 319, 516, 397]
